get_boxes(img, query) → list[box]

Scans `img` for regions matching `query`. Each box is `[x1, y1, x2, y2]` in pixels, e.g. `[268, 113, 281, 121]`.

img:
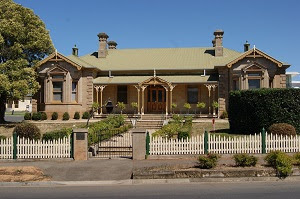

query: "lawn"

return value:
[5, 111, 26, 116]
[191, 122, 230, 135]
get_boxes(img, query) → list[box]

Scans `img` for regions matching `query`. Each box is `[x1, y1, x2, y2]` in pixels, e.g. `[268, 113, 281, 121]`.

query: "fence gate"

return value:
[95, 130, 132, 158]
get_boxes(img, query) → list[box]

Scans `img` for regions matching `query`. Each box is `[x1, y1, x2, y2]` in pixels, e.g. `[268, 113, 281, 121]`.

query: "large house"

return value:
[34, 30, 290, 118]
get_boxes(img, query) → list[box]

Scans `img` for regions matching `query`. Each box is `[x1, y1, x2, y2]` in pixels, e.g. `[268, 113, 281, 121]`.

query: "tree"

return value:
[0, 0, 54, 123]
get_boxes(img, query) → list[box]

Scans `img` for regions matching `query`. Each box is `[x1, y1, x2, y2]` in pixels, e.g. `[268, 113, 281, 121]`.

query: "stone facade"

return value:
[34, 30, 290, 117]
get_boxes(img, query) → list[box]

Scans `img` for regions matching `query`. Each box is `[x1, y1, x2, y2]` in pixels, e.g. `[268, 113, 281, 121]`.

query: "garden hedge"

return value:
[228, 88, 300, 134]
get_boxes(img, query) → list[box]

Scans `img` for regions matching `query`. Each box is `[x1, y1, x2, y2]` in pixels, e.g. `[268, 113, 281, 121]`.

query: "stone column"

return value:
[162, 85, 169, 115]
[141, 85, 148, 115]
[134, 85, 141, 114]
[169, 85, 176, 114]
[132, 129, 146, 160]
[73, 128, 88, 161]
[205, 84, 212, 115]
[99, 85, 106, 114]
[211, 85, 218, 116]
[94, 86, 99, 114]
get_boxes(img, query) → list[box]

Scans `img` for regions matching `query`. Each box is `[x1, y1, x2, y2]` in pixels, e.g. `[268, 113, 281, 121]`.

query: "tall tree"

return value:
[0, 0, 54, 123]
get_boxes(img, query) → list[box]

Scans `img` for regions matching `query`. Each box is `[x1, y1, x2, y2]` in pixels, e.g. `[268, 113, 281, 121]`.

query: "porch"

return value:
[93, 75, 219, 117]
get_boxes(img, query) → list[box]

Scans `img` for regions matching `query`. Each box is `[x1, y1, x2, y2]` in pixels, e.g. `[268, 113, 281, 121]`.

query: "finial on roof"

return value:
[154, 69, 156, 77]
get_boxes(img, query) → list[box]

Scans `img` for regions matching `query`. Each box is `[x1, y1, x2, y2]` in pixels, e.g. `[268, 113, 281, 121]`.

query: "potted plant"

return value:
[171, 103, 177, 114]
[117, 101, 126, 114]
[183, 103, 191, 114]
[131, 102, 138, 114]
[212, 101, 219, 116]
[196, 102, 206, 117]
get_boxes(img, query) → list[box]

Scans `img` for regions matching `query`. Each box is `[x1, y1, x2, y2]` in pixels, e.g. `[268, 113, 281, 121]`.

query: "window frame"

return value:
[71, 81, 78, 102]
[51, 73, 65, 103]
[187, 86, 198, 104]
[117, 85, 128, 104]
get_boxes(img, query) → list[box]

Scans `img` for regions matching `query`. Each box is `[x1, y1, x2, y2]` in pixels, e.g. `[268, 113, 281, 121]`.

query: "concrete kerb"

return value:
[2, 177, 300, 187]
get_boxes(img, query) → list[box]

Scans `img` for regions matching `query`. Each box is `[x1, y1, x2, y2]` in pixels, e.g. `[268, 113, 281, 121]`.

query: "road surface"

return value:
[1, 181, 300, 199]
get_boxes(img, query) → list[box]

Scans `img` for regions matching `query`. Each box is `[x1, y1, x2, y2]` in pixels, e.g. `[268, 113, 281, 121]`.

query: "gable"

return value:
[46, 64, 69, 74]
[227, 48, 283, 68]
[36, 51, 82, 70]
[242, 62, 267, 71]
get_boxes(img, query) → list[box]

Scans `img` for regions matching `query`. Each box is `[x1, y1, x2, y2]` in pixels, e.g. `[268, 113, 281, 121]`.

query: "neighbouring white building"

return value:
[6, 96, 32, 112]
[286, 72, 300, 88]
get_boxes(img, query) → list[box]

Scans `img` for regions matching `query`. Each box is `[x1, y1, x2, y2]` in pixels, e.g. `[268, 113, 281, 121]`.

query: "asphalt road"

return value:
[1, 181, 300, 199]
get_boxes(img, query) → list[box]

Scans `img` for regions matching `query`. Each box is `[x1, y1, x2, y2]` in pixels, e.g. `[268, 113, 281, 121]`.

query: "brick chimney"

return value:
[214, 30, 224, 57]
[72, 44, 78, 56]
[244, 41, 250, 52]
[107, 41, 118, 49]
[97, 32, 109, 58]
[212, 38, 216, 47]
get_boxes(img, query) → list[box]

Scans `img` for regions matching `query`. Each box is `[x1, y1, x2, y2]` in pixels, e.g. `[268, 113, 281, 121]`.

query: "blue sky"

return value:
[15, 0, 300, 80]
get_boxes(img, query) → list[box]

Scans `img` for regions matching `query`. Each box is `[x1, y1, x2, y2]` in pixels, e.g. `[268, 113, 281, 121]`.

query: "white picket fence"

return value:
[150, 135, 204, 155]
[208, 133, 261, 154]
[149, 132, 300, 155]
[0, 137, 13, 159]
[266, 132, 300, 153]
[0, 136, 71, 159]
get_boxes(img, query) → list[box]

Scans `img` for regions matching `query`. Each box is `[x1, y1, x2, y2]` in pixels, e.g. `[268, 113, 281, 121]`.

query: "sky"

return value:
[15, 0, 300, 80]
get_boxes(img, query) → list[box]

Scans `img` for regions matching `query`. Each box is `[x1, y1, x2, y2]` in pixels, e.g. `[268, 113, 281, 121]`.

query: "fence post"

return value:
[261, 128, 266, 154]
[70, 134, 74, 158]
[13, 132, 17, 159]
[146, 131, 150, 156]
[204, 130, 209, 154]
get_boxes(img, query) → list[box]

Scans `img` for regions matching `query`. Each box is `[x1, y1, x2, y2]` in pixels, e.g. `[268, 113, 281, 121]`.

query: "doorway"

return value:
[147, 86, 166, 113]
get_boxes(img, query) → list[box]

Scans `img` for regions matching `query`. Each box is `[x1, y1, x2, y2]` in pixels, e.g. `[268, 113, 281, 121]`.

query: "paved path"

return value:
[1, 181, 300, 199]
[1, 159, 133, 181]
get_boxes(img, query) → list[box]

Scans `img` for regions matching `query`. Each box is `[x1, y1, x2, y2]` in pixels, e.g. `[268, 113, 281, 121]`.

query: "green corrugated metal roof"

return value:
[93, 75, 217, 84]
[67, 47, 242, 71]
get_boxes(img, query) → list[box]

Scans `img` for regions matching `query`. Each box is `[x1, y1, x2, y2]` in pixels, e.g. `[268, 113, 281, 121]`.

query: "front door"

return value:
[147, 86, 166, 112]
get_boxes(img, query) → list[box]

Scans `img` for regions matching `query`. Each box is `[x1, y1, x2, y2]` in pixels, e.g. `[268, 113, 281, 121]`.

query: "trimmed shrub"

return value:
[88, 115, 127, 145]
[51, 112, 58, 120]
[276, 153, 293, 178]
[82, 111, 89, 119]
[198, 154, 220, 169]
[14, 123, 41, 140]
[152, 123, 181, 138]
[233, 154, 258, 167]
[40, 112, 47, 120]
[62, 112, 70, 120]
[177, 129, 190, 140]
[293, 153, 300, 165]
[31, 112, 41, 121]
[265, 151, 282, 167]
[268, 123, 296, 136]
[42, 128, 72, 141]
[220, 110, 228, 119]
[265, 151, 293, 178]
[74, 112, 80, 120]
[229, 89, 300, 134]
[24, 112, 31, 120]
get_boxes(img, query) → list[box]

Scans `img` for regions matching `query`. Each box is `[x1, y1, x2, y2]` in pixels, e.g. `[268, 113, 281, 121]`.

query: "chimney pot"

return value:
[72, 44, 78, 56]
[244, 41, 250, 52]
[107, 41, 118, 49]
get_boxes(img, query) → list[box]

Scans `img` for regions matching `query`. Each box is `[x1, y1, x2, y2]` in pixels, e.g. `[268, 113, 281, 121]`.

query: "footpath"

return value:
[1, 156, 300, 186]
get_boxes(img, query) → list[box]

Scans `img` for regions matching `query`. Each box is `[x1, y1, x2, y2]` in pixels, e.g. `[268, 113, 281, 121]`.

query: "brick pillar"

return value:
[132, 129, 146, 160]
[218, 67, 229, 115]
[73, 128, 88, 160]
[32, 99, 37, 112]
